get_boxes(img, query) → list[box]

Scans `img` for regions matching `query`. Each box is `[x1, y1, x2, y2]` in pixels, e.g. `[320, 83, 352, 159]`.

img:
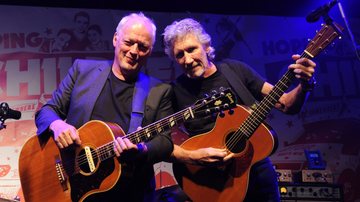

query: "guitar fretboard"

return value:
[239, 69, 296, 138]
[96, 107, 194, 161]
[237, 22, 342, 139]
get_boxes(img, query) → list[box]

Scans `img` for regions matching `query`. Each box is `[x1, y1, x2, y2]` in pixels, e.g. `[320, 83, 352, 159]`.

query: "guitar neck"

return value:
[94, 88, 236, 162]
[240, 22, 343, 138]
[96, 107, 195, 161]
[126, 107, 195, 143]
[240, 53, 313, 137]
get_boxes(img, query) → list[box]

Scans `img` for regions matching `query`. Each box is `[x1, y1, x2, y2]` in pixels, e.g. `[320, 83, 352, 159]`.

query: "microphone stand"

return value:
[0, 104, 6, 130]
[321, 10, 342, 34]
[337, 2, 360, 61]
[0, 117, 6, 130]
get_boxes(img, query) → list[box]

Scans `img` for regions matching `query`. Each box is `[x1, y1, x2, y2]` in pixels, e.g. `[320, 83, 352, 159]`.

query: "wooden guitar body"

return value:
[19, 89, 237, 202]
[174, 105, 277, 202]
[174, 22, 343, 201]
[19, 121, 123, 202]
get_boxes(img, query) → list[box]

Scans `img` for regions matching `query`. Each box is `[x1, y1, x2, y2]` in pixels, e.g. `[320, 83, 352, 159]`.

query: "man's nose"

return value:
[129, 43, 139, 54]
[184, 53, 193, 64]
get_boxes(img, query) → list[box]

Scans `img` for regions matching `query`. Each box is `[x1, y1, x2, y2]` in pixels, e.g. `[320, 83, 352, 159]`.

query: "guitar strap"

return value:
[128, 72, 150, 133]
[218, 60, 257, 107]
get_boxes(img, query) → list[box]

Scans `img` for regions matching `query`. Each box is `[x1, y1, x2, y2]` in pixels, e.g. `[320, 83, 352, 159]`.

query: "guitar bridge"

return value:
[55, 159, 69, 191]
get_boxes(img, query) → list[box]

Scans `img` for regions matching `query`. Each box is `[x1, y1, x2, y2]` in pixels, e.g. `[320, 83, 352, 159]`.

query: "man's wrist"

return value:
[137, 142, 148, 153]
[301, 77, 316, 92]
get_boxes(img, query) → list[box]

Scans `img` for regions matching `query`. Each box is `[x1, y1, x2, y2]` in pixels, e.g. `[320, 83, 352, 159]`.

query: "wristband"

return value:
[301, 77, 316, 92]
[137, 143, 145, 153]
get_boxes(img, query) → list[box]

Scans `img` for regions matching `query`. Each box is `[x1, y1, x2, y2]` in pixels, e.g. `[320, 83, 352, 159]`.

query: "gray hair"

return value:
[163, 18, 215, 60]
[116, 12, 157, 46]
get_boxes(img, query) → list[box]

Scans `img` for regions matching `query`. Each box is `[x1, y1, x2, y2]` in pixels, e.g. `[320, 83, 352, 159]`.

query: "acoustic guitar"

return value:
[18, 88, 237, 202]
[174, 22, 343, 202]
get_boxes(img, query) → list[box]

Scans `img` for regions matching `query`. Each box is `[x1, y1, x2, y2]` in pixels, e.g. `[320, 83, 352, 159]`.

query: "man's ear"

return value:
[113, 32, 118, 47]
[205, 46, 211, 58]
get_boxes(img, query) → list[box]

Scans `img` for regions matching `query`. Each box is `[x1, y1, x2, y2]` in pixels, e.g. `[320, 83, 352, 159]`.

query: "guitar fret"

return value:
[183, 110, 191, 120]
[156, 123, 163, 133]
[169, 116, 175, 127]
[263, 97, 274, 109]
[135, 132, 141, 143]
[267, 94, 278, 103]
[239, 126, 250, 138]
[187, 107, 194, 119]
[246, 118, 256, 130]
[258, 103, 270, 111]
[278, 80, 287, 88]
[248, 114, 258, 125]
[144, 128, 151, 138]
[274, 87, 284, 95]
[271, 89, 282, 98]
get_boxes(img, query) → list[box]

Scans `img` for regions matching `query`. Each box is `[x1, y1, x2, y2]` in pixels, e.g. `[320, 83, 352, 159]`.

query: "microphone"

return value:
[0, 102, 22, 120]
[306, 0, 339, 22]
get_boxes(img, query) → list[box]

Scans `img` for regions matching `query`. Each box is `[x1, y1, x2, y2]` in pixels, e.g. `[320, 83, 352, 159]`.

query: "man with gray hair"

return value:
[35, 12, 174, 201]
[163, 18, 317, 201]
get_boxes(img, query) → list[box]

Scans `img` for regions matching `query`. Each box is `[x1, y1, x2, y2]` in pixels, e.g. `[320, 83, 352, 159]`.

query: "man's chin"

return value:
[123, 62, 139, 70]
[186, 71, 204, 79]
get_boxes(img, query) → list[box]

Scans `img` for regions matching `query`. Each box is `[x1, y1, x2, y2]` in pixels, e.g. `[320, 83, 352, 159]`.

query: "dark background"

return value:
[1, 0, 359, 18]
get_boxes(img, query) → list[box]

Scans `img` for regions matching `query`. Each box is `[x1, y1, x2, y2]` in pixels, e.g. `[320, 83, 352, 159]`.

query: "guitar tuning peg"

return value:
[219, 111, 225, 118]
[211, 90, 218, 100]
[219, 87, 225, 92]
[203, 93, 209, 98]
[228, 109, 234, 115]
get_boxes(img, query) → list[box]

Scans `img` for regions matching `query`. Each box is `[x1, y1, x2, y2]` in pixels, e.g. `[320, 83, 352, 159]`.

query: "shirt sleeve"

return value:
[225, 59, 265, 101]
[35, 59, 79, 136]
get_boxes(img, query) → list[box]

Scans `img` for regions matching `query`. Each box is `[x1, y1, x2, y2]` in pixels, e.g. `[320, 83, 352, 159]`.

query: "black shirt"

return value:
[172, 70, 235, 136]
[172, 60, 264, 136]
[91, 70, 134, 133]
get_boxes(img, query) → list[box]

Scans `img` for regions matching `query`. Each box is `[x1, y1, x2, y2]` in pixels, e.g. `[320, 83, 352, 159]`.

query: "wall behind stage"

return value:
[0, 5, 359, 202]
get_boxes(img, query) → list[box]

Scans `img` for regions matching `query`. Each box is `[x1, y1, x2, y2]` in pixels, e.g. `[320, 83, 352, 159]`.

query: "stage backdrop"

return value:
[0, 5, 359, 202]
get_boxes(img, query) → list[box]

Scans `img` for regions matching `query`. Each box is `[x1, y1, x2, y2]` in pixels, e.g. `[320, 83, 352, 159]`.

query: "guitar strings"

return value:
[72, 110, 191, 171]
[225, 52, 311, 152]
[74, 101, 206, 166]
[64, 93, 229, 175]
[76, 91, 230, 165]
[76, 96, 228, 166]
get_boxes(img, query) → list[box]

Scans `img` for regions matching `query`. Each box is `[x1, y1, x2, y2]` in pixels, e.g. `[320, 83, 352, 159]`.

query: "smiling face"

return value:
[54, 32, 71, 49]
[74, 16, 89, 34]
[87, 29, 101, 44]
[173, 33, 212, 79]
[112, 19, 154, 80]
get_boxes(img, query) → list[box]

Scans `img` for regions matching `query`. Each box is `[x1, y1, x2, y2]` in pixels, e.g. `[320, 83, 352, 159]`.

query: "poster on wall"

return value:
[0, 4, 359, 202]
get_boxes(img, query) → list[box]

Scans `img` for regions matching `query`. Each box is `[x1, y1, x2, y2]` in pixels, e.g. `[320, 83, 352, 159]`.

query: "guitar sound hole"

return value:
[225, 131, 247, 153]
[78, 148, 99, 174]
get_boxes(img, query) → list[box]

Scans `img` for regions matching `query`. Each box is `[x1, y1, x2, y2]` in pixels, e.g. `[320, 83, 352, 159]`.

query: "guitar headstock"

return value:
[192, 88, 237, 116]
[304, 22, 343, 58]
